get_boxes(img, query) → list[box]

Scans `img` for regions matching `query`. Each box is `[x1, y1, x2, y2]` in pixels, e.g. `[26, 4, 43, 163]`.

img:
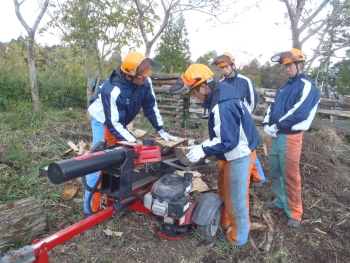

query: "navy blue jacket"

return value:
[201, 82, 260, 161]
[263, 73, 320, 134]
[88, 68, 163, 142]
[220, 70, 258, 114]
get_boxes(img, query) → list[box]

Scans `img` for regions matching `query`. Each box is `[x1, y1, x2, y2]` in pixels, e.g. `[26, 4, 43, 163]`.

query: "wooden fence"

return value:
[148, 76, 350, 135]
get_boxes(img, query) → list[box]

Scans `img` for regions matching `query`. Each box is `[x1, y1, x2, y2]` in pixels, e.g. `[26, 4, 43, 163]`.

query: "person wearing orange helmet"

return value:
[178, 64, 260, 246]
[213, 52, 265, 189]
[263, 48, 320, 228]
[85, 52, 178, 215]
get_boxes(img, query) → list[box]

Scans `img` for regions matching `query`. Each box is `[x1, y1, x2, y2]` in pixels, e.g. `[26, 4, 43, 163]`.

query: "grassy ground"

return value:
[1, 107, 350, 263]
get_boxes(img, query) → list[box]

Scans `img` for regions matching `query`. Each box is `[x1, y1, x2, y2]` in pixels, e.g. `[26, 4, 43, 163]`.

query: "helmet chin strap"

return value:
[225, 64, 235, 78]
[293, 62, 303, 77]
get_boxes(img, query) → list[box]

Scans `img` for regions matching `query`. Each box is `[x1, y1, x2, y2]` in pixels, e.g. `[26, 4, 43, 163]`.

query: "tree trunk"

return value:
[0, 197, 46, 248]
[27, 32, 40, 113]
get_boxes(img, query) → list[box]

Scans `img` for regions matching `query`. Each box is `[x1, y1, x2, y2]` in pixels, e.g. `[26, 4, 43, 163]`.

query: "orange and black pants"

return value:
[268, 133, 303, 221]
[218, 151, 255, 246]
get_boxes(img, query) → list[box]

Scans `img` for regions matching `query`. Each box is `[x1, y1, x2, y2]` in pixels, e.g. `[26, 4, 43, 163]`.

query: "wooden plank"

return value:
[319, 98, 350, 109]
[317, 108, 350, 118]
[310, 120, 350, 136]
[157, 105, 183, 110]
[159, 110, 182, 116]
[156, 96, 184, 103]
[189, 108, 205, 114]
[153, 86, 171, 93]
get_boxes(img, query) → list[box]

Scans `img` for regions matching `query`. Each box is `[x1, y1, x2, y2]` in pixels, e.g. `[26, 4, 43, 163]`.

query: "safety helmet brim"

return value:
[168, 77, 187, 95]
[212, 54, 233, 67]
[271, 51, 305, 65]
[180, 75, 203, 93]
[125, 58, 164, 78]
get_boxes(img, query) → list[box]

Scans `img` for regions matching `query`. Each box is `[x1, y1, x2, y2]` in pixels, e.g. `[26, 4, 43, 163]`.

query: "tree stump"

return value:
[0, 197, 46, 249]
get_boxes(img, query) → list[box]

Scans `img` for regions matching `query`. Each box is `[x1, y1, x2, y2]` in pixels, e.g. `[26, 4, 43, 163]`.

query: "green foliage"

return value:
[153, 15, 191, 74]
[260, 61, 288, 89]
[0, 41, 87, 110]
[334, 58, 350, 95]
[240, 59, 262, 87]
[195, 50, 222, 81]
[195, 50, 217, 65]
[0, 106, 91, 206]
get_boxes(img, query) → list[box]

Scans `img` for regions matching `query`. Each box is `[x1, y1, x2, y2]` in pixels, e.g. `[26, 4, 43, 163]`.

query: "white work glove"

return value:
[158, 129, 179, 142]
[186, 145, 206, 163]
[263, 124, 278, 138]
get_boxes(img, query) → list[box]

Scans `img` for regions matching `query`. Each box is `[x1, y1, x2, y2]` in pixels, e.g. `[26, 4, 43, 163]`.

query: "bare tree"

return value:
[279, 0, 350, 71]
[134, 0, 234, 57]
[14, 0, 49, 113]
[46, 0, 141, 104]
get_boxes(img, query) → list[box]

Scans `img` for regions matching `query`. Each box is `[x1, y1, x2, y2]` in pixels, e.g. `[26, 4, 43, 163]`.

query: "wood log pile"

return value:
[188, 94, 207, 126]
[139, 76, 189, 125]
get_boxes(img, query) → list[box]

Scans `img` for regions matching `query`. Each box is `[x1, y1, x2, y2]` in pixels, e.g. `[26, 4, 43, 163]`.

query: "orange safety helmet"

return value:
[121, 52, 163, 78]
[213, 52, 235, 67]
[271, 48, 306, 65]
[181, 64, 214, 93]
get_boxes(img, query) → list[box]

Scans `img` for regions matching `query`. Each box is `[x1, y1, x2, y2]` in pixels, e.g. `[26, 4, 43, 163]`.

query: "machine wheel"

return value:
[196, 206, 222, 241]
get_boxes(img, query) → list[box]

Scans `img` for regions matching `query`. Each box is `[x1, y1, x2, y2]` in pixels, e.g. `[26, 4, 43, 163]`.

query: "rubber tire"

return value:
[196, 206, 222, 241]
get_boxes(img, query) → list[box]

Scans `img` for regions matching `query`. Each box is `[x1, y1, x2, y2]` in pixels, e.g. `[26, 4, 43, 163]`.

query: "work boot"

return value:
[251, 181, 264, 188]
[287, 218, 301, 228]
[217, 234, 231, 243]
[264, 201, 279, 209]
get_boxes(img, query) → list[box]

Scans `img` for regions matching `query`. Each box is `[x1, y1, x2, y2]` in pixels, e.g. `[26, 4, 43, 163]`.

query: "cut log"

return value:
[251, 198, 264, 219]
[174, 146, 206, 166]
[78, 141, 86, 156]
[259, 211, 275, 252]
[67, 141, 79, 152]
[154, 137, 188, 155]
[250, 220, 268, 230]
[175, 170, 210, 193]
[133, 129, 148, 139]
[0, 197, 46, 248]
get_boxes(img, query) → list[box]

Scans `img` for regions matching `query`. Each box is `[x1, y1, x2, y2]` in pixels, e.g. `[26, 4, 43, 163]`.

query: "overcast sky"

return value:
[0, 0, 318, 67]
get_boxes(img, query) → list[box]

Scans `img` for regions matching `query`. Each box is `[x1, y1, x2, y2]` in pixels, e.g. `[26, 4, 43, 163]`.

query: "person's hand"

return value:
[263, 125, 277, 137]
[186, 145, 206, 163]
[158, 129, 179, 142]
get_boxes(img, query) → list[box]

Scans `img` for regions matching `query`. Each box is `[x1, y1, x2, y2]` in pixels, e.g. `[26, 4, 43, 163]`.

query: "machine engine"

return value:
[143, 172, 193, 237]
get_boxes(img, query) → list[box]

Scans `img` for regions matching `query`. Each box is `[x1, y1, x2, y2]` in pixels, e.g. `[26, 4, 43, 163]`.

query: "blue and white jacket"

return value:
[201, 82, 260, 161]
[220, 70, 258, 114]
[263, 73, 320, 134]
[88, 68, 164, 142]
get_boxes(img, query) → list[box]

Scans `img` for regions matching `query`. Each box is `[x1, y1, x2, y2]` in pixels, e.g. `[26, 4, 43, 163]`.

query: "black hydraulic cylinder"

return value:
[48, 146, 127, 184]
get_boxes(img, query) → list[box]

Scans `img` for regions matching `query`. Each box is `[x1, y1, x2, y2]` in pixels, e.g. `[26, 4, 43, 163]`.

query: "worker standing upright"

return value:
[213, 52, 266, 188]
[263, 48, 320, 228]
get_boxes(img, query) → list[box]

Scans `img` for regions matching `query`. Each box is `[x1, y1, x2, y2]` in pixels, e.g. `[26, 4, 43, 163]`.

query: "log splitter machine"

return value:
[0, 138, 222, 263]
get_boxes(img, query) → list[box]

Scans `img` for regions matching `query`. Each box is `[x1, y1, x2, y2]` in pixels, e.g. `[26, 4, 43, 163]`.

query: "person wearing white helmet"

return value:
[213, 52, 266, 189]
[85, 52, 178, 215]
[263, 48, 320, 228]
